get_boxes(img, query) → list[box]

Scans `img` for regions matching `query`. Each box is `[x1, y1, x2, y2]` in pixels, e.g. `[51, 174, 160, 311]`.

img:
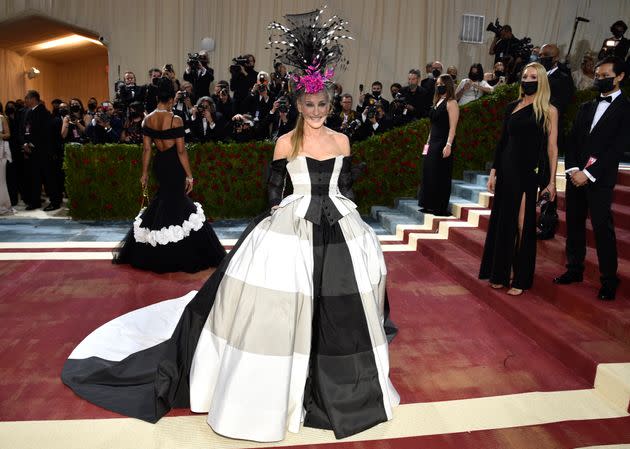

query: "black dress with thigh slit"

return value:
[479, 101, 547, 290]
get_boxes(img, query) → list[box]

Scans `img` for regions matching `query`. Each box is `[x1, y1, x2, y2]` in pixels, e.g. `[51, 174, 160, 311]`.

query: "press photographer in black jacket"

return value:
[183, 51, 214, 102]
[230, 54, 259, 113]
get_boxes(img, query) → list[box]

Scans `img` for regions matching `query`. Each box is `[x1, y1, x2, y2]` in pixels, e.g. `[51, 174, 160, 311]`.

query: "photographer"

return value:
[214, 84, 236, 122]
[60, 98, 87, 143]
[161, 64, 181, 93]
[355, 102, 392, 141]
[86, 106, 121, 144]
[456, 63, 494, 105]
[229, 54, 258, 113]
[399, 69, 429, 120]
[183, 51, 214, 102]
[489, 23, 520, 64]
[115, 71, 144, 111]
[270, 62, 290, 98]
[598, 20, 629, 61]
[263, 95, 296, 141]
[121, 101, 145, 144]
[246, 72, 275, 128]
[485, 61, 507, 86]
[230, 113, 255, 142]
[357, 81, 390, 114]
[141, 68, 162, 113]
[191, 97, 226, 142]
[85, 97, 98, 124]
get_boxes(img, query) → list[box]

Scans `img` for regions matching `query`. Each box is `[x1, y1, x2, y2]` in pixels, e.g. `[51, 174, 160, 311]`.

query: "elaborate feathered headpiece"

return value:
[267, 5, 353, 94]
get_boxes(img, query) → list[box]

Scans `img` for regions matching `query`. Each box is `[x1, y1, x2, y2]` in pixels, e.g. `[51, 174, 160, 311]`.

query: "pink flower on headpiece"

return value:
[293, 61, 335, 93]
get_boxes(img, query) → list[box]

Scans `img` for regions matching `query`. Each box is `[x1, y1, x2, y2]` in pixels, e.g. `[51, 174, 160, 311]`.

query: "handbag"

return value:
[140, 182, 149, 209]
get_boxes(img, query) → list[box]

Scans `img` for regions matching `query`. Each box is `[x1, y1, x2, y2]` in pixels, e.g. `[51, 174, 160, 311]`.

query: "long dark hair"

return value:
[468, 63, 484, 81]
[433, 74, 455, 105]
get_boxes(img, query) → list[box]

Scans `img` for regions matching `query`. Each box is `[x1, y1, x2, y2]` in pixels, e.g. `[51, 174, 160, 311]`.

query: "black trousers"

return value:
[565, 181, 618, 288]
[26, 153, 61, 207]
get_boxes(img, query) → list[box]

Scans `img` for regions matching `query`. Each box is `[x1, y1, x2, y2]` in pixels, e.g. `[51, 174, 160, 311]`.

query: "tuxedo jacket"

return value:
[566, 93, 630, 188]
[183, 67, 214, 102]
[23, 104, 53, 157]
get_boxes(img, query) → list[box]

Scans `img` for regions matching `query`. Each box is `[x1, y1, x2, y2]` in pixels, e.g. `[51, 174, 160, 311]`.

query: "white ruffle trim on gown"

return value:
[133, 201, 206, 247]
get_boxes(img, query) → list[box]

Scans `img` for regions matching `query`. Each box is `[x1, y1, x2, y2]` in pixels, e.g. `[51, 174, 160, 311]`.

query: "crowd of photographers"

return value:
[2, 18, 629, 212]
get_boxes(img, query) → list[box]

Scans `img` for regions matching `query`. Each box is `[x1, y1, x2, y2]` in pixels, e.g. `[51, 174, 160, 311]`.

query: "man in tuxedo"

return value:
[537, 43, 576, 239]
[183, 51, 214, 102]
[554, 57, 630, 300]
[399, 69, 429, 120]
[22, 90, 61, 211]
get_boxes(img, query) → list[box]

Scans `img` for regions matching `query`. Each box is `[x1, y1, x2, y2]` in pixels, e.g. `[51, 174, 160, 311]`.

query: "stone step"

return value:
[419, 238, 630, 385]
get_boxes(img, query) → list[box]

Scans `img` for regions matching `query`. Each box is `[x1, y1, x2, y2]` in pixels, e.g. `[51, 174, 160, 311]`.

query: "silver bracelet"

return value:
[186, 177, 194, 183]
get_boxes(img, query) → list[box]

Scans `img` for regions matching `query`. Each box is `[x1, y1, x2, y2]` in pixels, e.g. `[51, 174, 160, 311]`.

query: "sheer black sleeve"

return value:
[339, 156, 364, 201]
[267, 158, 288, 207]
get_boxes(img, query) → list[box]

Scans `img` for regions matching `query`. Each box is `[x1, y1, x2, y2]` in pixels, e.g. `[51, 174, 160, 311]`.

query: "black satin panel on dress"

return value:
[63, 212, 270, 422]
[304, 158, 344, 225]
[303, 216, 387, 439]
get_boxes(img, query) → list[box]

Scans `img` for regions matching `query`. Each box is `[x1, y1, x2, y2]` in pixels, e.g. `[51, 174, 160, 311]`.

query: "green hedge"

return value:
[65, 82, 614, 220]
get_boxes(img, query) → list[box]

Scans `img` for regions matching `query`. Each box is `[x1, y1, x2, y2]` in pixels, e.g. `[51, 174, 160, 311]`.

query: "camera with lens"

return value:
[230, 56, 249, 74]
[187, 52, 200, 68]
[115, 80, 133, 104]
[486, 18, 504, 36]
[363, 93, 378, 119]
[95, 110, 111, 124]
[278, 98, 289, 113]
[342, 119, 362, 139]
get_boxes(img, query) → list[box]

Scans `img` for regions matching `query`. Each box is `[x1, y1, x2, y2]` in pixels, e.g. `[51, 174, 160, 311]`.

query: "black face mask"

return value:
[494, 70, 505, 77]
[469, 71, 482, 82]
[5, 107, 15, 116]
[88, 103, 97, 111]
[521, 81, 538, 96]
[70, 104, 81, 113]
[436, 85, 447, 95]
[593, 77, 615, 94]
[432, 69, 441, 78]
[372, 90, 381, 98]
[539, 56, 555, 71]
[613, 29, 624, 38]
[59, 109, 69, 117]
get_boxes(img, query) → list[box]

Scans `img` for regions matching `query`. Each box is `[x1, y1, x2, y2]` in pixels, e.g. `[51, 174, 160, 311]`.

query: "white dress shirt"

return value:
[565, 88, 622, 182]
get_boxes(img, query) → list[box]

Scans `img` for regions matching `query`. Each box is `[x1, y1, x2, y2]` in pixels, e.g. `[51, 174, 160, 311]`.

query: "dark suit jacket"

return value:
[565, 93, 630, 188]
[23, 104, 53, 158]
[191, 113, 226, 142]
[183, 66, 214, 102]
[548, 68, 575, 118]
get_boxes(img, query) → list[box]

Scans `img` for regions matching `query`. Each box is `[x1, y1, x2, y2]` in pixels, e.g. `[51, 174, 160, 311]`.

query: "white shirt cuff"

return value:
[372, 123, 379, 130]
[583, 169, 596, 183]
[565, 167, 579, 174]
[209, 122, 216, 129]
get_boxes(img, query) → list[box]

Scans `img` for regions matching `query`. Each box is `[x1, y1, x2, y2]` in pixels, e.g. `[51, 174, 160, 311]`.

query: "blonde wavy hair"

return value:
[290, 87, 334, 159]
[519, 62, 552, 134]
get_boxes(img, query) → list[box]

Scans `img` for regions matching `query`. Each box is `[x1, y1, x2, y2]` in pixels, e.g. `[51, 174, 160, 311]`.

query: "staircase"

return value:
[390, 166, 630, 389]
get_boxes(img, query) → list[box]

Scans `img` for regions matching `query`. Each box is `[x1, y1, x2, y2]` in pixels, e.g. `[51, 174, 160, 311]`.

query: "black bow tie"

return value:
[598, 96, 612, 103]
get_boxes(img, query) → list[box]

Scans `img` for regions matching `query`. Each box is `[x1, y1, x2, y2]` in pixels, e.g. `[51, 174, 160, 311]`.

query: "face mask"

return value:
[539, 56, 555, 71]
[70, 104, 81, 113]
[372, 90, 381, 98]
[436, 85, 447, 95]
[593, 77, 615, 94]
[521, 81, 538, 95]
[469, 72, 482, 81]
[495, 70, 505, 77]
[59, 109, 69, 117]
[88, 103, 97, 111]
[432, 69, 441, 78]
[613, 29, 624, 38]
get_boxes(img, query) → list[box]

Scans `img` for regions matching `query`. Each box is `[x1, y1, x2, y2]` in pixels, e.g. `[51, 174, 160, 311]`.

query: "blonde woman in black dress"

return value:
[479, 63, 558, 296]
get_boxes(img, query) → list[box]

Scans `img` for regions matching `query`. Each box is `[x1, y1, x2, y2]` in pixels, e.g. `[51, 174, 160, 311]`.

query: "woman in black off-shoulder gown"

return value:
[113, 79, 225, 273]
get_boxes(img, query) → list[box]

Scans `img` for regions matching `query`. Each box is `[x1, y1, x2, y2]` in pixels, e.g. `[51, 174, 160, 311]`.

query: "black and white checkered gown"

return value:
[62, 155, 399, 442]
